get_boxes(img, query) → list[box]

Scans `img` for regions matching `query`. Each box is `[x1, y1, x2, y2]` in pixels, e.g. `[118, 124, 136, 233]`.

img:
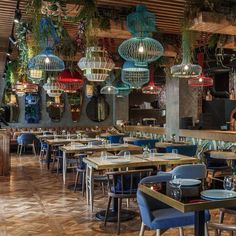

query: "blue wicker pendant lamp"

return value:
[28, 17, 65, 72]
[118, 5, 164, 67]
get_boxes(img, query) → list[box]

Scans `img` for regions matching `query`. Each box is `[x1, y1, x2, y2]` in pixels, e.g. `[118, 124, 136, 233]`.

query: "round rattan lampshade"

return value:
[78, 47, 115, 82]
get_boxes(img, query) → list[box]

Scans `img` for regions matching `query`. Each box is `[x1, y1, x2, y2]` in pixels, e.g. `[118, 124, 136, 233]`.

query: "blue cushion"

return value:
[133, 139, 158, 149]
[166, 145, 197, 157]
[150, 208, 210, 229]
[107, 135, 124, 144]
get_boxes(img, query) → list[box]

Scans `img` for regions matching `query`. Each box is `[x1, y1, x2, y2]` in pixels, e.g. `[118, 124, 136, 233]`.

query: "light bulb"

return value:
[138, 45, 144, 53]
[150, 86, 153, 90]
[199, 77, 203, 83]
[108, 87, 111, 91]
[184, 64, 189, 71]
[45, 57, 50, 64]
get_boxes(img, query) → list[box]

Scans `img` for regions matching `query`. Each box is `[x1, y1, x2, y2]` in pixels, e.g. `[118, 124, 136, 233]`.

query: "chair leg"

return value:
[139, 222, 145, 236]
[104, 196, 112, 227]
[74, 171, 79, 192]
[204, 223, 209, 236]
[32, 144, 36, 156]
[218, 210, 225, 236]
[17, 145, 20, 155]
[156, 229, 161, 236]
[179, 227, 184, 236]
[82, 172, 85, 197]
[56, 158, 60, 175]
[19, 145, 23, 156]
[117, 198, 122, 234]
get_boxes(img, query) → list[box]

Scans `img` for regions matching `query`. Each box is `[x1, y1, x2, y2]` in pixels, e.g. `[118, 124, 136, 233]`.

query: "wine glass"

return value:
[123, 151, 130, 160]
[172, 149, 178, 157]
[149, 148, 157, 158]
[100, 151, 107, 161]
[170, 175, 182, 200]
[223, 176, 234, 191]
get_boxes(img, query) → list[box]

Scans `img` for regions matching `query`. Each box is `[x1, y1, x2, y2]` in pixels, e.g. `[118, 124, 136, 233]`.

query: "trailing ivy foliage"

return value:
[15, 22, 32, 76]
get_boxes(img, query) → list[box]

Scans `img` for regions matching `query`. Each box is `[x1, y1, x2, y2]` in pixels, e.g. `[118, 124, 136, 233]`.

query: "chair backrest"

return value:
[137, 175, 172, 228]
[166, 145, 197, 157]
[133, 139, 158, 149]
[107, 135, 124, 144]
[203, 150, 228, 168]
[170, 164, 207, 179]
[106, 169, 152, 196]
[17, 133, 37, 145]
[90, 140, 103, 145]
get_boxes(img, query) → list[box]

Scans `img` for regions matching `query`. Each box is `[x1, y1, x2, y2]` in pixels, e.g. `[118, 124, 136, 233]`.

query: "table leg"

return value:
[194, 210, 205, 236]
[63, 151, 66, 185]
[47, 144, 51, 170]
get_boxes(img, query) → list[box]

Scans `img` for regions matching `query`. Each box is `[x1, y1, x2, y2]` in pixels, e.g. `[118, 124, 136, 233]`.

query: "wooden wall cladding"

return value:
[0, 131, 10, 176]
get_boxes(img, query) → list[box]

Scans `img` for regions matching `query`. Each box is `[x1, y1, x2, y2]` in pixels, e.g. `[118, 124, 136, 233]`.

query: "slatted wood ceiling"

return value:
[0, 0, 186, 77]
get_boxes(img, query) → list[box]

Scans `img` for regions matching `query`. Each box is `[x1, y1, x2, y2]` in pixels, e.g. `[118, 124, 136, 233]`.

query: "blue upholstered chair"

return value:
[203, 150, 231, 177]
[17, 133, 37, 156]
[133, 139, 158, 149]
[165, 145, 197, 157]
[104, 169, 152, 234]
[107, 135, 124, 144]
[137, 174, 210, 236]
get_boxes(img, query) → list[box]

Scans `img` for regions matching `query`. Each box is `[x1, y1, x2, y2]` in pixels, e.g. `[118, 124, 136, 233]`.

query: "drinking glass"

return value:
[53, 132, 57, 140]
[101, 151, 107, 161]
[123, 151, 130, 160]
[67, 132, 70, 140]
[88, 142, 93, 148]
[223, 176, 234, 191]
[170, 175, 182, 200]
[106, 140, 111, 147]
[123, 140, 128, 147]
[172, 149, 178, 157]
[149, 148, 157, 158]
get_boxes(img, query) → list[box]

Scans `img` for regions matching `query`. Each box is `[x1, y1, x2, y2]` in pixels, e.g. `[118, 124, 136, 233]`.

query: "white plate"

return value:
[171, 178, 201, 186]
[109, 159, 130, 163]
[200, 189, 236, 200]
[155, 153, 164, 156]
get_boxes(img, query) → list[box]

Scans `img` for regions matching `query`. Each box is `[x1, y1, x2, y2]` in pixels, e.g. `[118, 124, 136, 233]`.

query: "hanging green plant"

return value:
[5, 61, 18, 88]
[15, 21, 32, 76]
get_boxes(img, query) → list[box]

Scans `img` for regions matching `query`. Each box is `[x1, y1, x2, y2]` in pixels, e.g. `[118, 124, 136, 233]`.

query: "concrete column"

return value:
[166, 77, 180, 139]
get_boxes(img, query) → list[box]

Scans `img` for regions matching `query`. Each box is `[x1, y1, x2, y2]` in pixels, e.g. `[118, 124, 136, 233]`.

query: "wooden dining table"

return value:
[59, 143, 143, 185]
[210, 151, 236, 166]
[155, 141, 191, 148]
[139, 183, 236, 236]
[83, 153, 198, 220]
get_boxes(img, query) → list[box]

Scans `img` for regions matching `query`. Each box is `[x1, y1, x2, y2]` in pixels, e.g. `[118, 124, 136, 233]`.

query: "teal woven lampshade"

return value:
[122, 61, 149, 89]
[171, 30, 202, 78]
[115, 80, 131, 97]
[127, 5, 156, 37]
[28, 48, 65, 72]
[118, 37, 163, 67]
[118, 5, 163, 66]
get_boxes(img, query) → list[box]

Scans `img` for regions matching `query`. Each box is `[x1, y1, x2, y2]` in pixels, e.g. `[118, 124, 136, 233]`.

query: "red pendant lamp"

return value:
[142, 65, 161, 94]
[188, 53, 213, 87]
[58, 69, 84, 93]
[13, 81, 38, 96]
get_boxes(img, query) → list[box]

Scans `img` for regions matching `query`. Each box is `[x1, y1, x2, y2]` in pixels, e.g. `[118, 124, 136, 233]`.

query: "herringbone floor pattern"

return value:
[0, 154, 235, 236]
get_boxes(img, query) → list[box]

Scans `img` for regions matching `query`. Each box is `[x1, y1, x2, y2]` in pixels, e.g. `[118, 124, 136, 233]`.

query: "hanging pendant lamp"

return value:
[142, 65, 161, 94]
[28, 47, 65, 72]
[171, 30, 202, 78]
[13, 81, 38, 96]
[115, 80, 131, 97]
[58, 69, 84, 93]
[188, 52, 213, 87]
[78, 47, 115, 82]
[28, 69, 44, 83]
[28, 17, 64, 72]
[43, 77, 62, 97]
[118, 5, 164, 67]
[122, 61, 149, 89]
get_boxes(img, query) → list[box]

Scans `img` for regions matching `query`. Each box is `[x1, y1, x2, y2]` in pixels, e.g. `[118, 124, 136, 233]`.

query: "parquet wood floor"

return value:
[0, 154, 235, 236]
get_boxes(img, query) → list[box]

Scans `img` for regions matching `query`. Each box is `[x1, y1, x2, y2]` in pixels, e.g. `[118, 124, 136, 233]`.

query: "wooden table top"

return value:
[210, 151, 236, 160]
[139, 184, 236, 213]
[123, 136, 147, 142]
[45, 138, 103, 145]
[36, 134, 77, 140]
[60, 143, 143, 154]
[83, 153, 197, 170]
[155, 141, 191, 148]
[100, 133, 125, 138]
